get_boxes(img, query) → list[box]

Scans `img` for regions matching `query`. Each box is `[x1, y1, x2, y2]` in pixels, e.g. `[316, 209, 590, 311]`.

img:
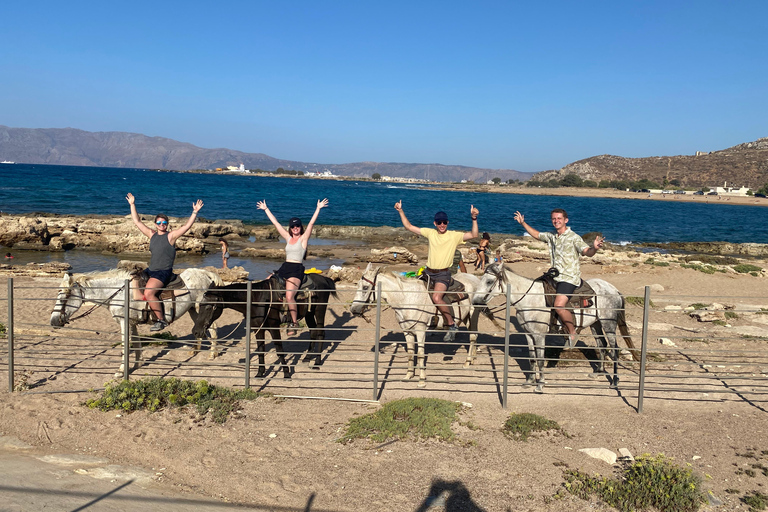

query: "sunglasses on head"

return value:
[436, 220, 448, 225]
[156, 220, 168, 225]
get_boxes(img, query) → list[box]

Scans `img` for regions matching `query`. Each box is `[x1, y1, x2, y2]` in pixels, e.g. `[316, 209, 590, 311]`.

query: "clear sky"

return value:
[3, 1, 766, 172]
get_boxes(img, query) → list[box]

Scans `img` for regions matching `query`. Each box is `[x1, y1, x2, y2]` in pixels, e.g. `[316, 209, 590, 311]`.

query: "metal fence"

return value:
[1, 277, 767, 412]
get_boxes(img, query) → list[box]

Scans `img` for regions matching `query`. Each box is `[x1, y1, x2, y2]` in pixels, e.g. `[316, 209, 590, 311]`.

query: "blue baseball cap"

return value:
[434, 211, 448, 222]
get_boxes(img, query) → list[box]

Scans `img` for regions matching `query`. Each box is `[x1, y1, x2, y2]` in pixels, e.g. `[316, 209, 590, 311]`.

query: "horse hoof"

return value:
[610, 378, 619, 389]
[588, 370, 608, 379]
[403, 373, 415, 381]
[534, 384, 545, 394]
[418, 381, 427, 388]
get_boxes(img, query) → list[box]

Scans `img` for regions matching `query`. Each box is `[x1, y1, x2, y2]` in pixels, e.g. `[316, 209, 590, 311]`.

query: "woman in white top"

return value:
[257, 198, 328, 335]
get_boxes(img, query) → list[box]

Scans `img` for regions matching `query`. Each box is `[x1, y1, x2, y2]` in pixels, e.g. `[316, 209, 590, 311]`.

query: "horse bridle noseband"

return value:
[53, 282, 130, 324]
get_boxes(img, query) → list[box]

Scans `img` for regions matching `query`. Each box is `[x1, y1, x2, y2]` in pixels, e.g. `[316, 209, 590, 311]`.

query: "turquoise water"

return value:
[1, 163, 766, 244]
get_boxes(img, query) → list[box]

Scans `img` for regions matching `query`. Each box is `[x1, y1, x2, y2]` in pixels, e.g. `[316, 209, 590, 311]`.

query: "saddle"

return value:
[418, 274, 468, 305]
[131, 270, 188, 323]
[537, 272, 596, 335]
[272, 272, 312, 301]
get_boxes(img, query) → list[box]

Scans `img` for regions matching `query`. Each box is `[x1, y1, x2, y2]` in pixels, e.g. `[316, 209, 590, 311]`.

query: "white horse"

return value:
[472, 263, 634, 393]
[350, 263, 481, 388]
[50, 268, 223, 375]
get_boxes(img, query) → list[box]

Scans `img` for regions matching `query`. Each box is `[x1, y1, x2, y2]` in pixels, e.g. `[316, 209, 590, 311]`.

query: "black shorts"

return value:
[277, 262, 305, 282]
[147, 268, 174, 287]
[555, 281, 577, 297]
[424, 268, 452, 288]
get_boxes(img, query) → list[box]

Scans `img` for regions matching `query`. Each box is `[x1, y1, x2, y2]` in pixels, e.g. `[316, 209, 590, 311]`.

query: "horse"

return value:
[191, 274, 338, 378]
[472, 262, 634, 392]
[349, 263, 482, 388]
[50, 268, 223, 375]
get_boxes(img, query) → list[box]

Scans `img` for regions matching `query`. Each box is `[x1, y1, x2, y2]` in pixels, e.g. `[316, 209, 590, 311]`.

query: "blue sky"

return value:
[3, 1, 766, 172]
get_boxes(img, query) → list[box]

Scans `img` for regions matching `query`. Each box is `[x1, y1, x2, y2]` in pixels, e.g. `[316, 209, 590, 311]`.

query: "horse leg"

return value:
[403, 331, 416, 381]
[463, 306, 480, 368]
[186, 306, 203, 356]
[533, 333, 547, 393]
[116, 322, 141, 378]
[588, 323, 609, 377]
[304, 307, 321, 367]
[254, 332, 267, 378]
[417, 330, 427, 388]
[272, 333, 291, 379]
[603, 324, 621, 389]
[207, 320, 219, 360]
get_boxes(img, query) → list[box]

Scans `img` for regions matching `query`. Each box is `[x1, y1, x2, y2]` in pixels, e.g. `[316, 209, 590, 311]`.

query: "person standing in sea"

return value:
[394, 200, 479, 341]
[514, 208, 604, 347]
[257, 198, 329, 336]
[219, 238, 230, 268]
[126, 193, 204, 331]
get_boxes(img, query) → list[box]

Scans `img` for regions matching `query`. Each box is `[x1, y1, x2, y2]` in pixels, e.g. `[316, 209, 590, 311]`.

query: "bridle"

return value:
[351, 272, 379, 313]
[483, 266, 536, 310]
[53, 281, 128, 325]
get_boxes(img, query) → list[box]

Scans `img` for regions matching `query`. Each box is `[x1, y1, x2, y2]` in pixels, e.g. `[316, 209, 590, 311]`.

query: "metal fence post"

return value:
[503, 283, 511, 409]
[7, 278, 14, 392]
[372, 282, 382, 401]
[245, 280, 252, 389]
[123, 279, 131, 381]
[637, 285, 650, 413]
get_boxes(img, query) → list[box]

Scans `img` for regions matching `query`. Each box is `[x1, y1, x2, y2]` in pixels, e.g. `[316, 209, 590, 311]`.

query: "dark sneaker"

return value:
[443, 324, 458, 342]
[150, 320, 168, 332]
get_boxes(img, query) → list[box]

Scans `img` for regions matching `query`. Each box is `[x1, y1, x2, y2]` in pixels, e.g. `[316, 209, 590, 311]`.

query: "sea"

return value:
[1, 163, 765, 273]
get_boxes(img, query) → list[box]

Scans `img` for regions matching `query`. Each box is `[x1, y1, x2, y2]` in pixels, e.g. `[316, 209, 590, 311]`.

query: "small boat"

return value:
[0, 160, 14, 164]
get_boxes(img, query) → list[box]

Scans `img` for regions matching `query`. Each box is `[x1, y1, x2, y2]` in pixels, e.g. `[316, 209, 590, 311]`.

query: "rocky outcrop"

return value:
[0, 262, 72, 277]
[367, 246, 419, 264]
[0, 214, 250, 255]
[640, 242, 768, 257]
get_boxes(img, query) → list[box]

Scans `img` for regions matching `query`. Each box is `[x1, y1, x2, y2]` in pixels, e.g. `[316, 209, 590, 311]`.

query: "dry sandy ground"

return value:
[1, 261, 768, 511]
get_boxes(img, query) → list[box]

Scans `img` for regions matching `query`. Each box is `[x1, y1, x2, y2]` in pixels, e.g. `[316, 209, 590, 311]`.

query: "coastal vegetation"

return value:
[85, 377, 265, 423]
[502, 412, 563, 441]
[560, 454, 707, 512]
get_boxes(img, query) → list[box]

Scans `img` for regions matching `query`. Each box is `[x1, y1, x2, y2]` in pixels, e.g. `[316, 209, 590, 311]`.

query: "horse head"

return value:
[192, 288, 224, 339]
[473, 263, 506, 305]
[350, 263, 381, 315]
[50, 272, 84, 327]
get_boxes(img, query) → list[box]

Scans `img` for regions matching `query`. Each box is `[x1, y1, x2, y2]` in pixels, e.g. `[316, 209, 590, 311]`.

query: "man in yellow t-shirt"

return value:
[394, 200, 479, 341]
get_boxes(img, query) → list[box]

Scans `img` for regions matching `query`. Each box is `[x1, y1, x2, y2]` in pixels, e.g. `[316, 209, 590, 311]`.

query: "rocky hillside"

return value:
[0, 125, 530, 183]
[532, 138, 768, 188]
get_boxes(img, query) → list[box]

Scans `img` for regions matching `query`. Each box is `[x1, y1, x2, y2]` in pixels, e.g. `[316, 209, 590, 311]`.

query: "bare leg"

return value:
[432, 282, 454, 327]
[145, 277, 165, 323]
[285, 276, 300, 334]
[554, 294, 576, 346]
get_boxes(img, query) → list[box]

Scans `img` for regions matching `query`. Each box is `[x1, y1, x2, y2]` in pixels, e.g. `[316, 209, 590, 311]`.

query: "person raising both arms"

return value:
[394, 200, 479, 341]
[514, 208, 604, 347]
[126, 193, 204, 332]
[257, 198, 329, 335]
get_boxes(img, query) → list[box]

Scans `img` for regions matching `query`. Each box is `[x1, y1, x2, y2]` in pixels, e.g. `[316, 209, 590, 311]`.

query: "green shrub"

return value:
[734, 264, 763, 274]
[681, 263, 718, 274]
[502, 412, 562, 441]
[742, 491, 768, 511]
[0, 322, 5, 337]
[725, 311, 739, 320]
[626, 296, 656, 308]
[339, 398, 462, 444]
[563, 454, 707, 511]
[689, 303, 709, 310]
[85, 377, 263, 423]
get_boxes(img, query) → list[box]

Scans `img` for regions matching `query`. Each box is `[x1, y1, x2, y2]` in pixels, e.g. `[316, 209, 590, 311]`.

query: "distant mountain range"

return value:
[532, 138, 768, 188]
[2, 125, 766, 187]
[0, 125, 530, 183]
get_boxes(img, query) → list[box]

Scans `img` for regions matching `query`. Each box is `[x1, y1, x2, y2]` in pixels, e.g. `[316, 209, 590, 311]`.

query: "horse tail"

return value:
[616, 298, 640, 359]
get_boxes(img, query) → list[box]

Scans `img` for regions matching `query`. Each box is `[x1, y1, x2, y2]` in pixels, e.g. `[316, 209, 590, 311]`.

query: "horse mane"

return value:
[72, 269, 132, 286]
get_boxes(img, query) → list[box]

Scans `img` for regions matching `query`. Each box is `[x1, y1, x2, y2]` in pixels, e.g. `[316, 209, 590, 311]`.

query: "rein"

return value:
[59, 284, 125, 324]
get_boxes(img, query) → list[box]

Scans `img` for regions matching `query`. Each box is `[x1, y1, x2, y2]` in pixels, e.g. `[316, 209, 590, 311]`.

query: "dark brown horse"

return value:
[192, 274, 337, 378]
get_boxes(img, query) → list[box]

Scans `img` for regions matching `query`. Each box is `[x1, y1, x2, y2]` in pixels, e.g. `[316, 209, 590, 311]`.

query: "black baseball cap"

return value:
[289, 217, 302, 228]
[434, 211, 448, 222]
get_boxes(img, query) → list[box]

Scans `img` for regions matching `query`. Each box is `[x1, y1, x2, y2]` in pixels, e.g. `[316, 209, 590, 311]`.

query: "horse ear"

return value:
[365, 262, 373, 273]
[62, 272, 72, 287]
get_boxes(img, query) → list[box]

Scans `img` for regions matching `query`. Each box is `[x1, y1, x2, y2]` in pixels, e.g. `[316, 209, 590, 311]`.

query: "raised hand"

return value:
[593, 235, 605, 250]
[126, 193, 135, 205]
[256, 200, 268, 211]
[470, 205, 479, 219]
[514, 211, 524, 224]
[192, 199, 204, 213]
[394, 200, 403, 211]
[317, 198, 329, 209]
